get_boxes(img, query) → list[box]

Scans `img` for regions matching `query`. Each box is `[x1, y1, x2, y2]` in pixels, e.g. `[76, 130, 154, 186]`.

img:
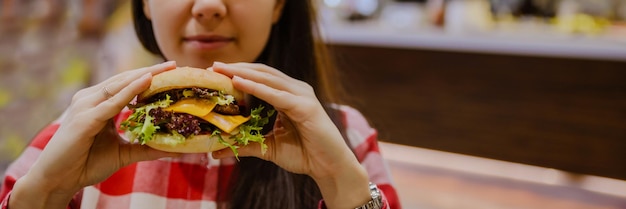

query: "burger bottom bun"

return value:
[138, 133, 236, 153]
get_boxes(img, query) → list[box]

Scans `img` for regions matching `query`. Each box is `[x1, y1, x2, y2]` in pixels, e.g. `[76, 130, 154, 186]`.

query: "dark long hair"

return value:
[132, 1, 348, 209]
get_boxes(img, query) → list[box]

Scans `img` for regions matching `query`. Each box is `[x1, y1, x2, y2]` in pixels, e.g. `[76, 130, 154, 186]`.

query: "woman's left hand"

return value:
[211, 62, 371, 208]
[211, 62, 353, 177]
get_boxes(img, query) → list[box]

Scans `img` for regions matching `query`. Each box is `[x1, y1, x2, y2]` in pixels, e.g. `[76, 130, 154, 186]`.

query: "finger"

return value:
[231, 75, 300, 111]
[90, 61, 177, 102]
[273, 112, 296, 135]
[100, 61, 176, 89]
[214, 62, 291, 80]
[93, 73, 152, 121]
[212, 62, 302, 94]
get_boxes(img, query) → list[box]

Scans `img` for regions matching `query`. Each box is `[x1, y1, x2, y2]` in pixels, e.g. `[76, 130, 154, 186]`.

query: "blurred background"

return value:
[0, 0, 157, 175]
[319, 0, 626, 208]
[1, 0, 626, 208]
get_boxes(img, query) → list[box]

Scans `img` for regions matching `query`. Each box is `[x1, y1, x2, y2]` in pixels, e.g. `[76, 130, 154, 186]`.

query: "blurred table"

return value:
[320, 19, 626, 62]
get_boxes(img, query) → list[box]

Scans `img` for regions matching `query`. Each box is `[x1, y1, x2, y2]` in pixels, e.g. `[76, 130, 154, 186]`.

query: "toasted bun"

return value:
[141, 133, 236, 153]
[138, 67, 243, 102]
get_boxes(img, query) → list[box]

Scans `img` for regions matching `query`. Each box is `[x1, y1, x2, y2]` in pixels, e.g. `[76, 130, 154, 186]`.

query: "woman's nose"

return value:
[192, 0, 227, 23]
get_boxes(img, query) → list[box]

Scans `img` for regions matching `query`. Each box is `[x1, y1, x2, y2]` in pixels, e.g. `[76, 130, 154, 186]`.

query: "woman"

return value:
[1, 0, 400, 208]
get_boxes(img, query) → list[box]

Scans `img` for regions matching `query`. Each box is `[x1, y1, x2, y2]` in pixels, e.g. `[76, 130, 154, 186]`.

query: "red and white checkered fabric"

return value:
[1, 105, 400, 209]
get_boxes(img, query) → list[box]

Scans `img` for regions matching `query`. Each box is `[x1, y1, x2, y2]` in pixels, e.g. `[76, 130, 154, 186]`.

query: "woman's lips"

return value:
[183, 35, 234, 50]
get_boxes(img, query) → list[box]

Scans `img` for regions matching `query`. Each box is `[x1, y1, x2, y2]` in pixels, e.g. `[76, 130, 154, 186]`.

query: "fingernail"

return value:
[232, 75, 242, 81]
[212, 151, 221, 159]
[162, 61, 176, 66]
[213, 61, 225, 67]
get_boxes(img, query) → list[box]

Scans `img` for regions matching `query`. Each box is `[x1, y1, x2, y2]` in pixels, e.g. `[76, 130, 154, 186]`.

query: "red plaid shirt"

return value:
[1, 105, 400, 209]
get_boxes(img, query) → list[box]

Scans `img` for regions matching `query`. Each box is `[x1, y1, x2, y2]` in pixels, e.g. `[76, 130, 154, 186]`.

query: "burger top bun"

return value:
[138, 66, 244, 102]
[144, 132, 236, 153]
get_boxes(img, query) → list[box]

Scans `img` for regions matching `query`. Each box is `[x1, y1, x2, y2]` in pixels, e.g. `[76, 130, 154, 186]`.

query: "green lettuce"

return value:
[212, 91, 235, 106]
[120, 95, 173, 144]
[121, 93, 274, 159]
[212, 106, 275, 159]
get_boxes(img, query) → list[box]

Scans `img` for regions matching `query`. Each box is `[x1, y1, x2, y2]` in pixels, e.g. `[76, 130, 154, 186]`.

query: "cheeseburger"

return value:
[121, 67, 273, 155]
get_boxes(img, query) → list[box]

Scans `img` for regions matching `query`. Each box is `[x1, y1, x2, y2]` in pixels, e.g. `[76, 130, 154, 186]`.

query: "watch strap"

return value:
[355, 182, 383, 209]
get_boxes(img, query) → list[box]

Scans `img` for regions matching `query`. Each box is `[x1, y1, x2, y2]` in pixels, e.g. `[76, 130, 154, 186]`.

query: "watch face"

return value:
[353, 183, 383, 209]
[369, 183, 383, 208]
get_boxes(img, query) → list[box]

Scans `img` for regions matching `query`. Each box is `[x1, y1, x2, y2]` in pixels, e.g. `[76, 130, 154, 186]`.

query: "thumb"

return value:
[273, 112, 297, 137]
[121, 144, 181, 166]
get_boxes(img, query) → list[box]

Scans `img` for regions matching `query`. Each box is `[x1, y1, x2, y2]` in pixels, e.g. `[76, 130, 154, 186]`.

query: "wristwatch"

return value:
[355, 182, 383, 209]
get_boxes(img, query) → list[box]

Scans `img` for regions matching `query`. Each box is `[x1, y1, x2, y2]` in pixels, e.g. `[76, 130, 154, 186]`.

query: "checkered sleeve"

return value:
[333, 105, 401, 209]
[1, 192, 9, 209]
[0, 123, 80, 209]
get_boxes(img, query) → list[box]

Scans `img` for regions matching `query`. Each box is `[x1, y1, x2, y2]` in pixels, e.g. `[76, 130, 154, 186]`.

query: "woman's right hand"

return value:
[9, 61, 180, 209]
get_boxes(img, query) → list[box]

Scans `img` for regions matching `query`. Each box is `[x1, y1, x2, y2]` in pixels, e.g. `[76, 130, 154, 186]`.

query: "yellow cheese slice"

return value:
[163, 99, 217, 117]
[163, 99, 250, 132]
[201, 112, 250, 133]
